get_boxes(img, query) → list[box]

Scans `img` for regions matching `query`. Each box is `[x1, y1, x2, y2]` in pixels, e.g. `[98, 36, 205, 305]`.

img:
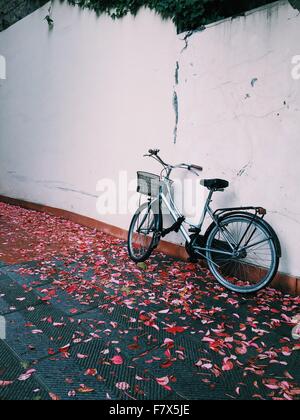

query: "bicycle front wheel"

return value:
[206, 215, 279, 293]
[128, 202, 159, 263]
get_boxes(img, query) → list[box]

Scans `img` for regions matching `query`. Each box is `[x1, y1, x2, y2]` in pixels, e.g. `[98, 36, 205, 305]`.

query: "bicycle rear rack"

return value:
[213, 206, 266, 218]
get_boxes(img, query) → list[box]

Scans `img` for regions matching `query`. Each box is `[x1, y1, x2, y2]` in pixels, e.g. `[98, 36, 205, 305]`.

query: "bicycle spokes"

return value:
[206, 216, 277, 292]
[129, 204, 157, 260]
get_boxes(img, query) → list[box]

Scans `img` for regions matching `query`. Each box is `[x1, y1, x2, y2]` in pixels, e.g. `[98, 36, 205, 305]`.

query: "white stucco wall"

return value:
[0, 1, 300, 277]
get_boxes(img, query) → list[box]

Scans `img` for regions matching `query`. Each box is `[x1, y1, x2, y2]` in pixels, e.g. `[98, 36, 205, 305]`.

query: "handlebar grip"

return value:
[191, 164, 203, 172]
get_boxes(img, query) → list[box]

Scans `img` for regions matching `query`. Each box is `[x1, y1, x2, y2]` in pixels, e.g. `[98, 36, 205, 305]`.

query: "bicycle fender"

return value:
[204, 211, 281, 257]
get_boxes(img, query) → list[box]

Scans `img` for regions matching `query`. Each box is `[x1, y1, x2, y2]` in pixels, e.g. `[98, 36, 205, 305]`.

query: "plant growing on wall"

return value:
[66, 0, 276, 32]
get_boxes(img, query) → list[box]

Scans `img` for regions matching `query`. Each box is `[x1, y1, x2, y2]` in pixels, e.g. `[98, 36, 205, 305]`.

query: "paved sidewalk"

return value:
[0, 202, 299, 400]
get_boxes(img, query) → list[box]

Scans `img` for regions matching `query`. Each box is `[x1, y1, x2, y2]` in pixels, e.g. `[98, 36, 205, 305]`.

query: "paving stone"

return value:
[0, 340, 50, 401]
[0, 272, 41, 315]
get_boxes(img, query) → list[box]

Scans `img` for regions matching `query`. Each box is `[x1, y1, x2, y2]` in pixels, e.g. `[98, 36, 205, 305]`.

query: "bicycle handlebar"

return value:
[148, 149, 160, 156]
[144, 149, 203, 176]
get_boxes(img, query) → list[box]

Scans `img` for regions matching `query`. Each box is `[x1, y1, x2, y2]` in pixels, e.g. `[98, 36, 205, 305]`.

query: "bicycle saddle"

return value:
[200, 179, 229, 190]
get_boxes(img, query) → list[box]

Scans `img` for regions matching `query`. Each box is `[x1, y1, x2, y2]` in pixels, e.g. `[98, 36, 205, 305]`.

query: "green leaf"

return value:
[66, 1, 276, 33]
[137, 262, 147, 270]
[20, 361, 30, 370]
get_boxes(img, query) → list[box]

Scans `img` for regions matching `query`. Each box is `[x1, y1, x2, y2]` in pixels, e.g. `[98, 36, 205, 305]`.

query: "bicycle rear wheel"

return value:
[205, 214, 279, 293]
[128, 202, 159, 263]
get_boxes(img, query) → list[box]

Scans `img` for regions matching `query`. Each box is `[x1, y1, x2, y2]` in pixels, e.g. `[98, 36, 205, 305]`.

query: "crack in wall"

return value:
[181, 31, 193, 53]
[56, 187, 98, 198]
[175, 61, 179, 85]
[269, 210, 300, 226]
[236, 161, 252, 177]
[174, 26, 206, 144]
[173, 91, 179, 144]
[6, 172, 97, 198]
[173, 61, 179, 144]
[180, 26, 206, 53]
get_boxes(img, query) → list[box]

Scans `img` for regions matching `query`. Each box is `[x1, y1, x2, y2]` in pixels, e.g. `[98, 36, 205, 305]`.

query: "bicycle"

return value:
[128, 149, 281, 294]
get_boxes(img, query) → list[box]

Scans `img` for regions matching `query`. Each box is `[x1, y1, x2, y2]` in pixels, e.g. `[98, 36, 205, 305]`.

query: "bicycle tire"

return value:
[128, 202, 160, 263]
[205, 214, 280, 293]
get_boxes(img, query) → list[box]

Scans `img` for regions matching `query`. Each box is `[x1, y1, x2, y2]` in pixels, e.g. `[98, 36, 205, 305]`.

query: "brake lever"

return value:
[175, 164, 199, 176]
[183, 164, 200, 177]
[189, 168, 199, 177]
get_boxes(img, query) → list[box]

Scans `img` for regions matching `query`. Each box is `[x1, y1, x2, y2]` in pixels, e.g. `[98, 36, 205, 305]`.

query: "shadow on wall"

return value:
[0, 0, 49, 32]
[289, 0, 300, 12]
[0, 1, 299, 33]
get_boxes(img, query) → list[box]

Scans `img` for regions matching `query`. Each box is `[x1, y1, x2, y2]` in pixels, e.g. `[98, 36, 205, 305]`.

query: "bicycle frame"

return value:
[148, 177, 269, 266]
[149, 178, 216, 243]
